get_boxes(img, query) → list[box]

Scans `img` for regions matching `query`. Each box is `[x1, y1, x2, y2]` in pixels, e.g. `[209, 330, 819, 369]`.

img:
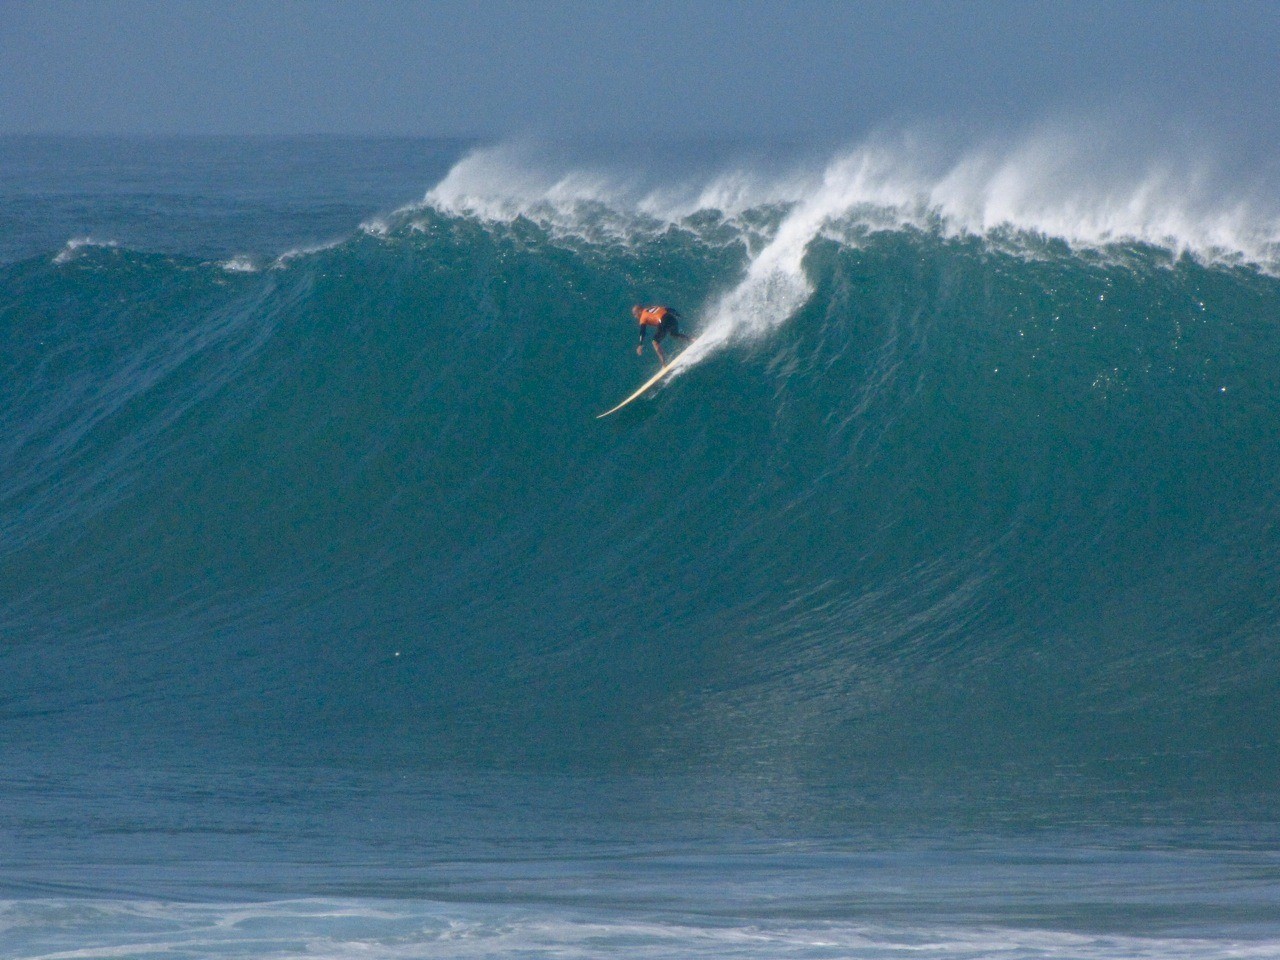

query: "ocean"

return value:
[2, 133, 1279, 958]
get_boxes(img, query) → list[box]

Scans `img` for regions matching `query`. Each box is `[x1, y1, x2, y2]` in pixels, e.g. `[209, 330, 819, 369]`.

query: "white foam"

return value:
[53, 237, 119, 265]
[419, 143, 810, 250]
[271, 237, 345, 269]
[3, 898, 1276, 960]
[218, 254, 258, 273]
[426, 144, 635, 220]
[920, 128, 1276, 260]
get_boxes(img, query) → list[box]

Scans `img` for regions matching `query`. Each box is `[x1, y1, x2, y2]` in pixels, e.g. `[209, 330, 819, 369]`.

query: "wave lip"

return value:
[420, 133, 1280, 261]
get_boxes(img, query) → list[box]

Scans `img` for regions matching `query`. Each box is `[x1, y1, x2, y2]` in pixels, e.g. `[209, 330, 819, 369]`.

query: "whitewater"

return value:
[2, 133, 1279, 958]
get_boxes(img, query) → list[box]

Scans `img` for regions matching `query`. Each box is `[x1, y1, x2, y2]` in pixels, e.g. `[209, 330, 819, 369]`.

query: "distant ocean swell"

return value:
[3, 138, 1280, 787]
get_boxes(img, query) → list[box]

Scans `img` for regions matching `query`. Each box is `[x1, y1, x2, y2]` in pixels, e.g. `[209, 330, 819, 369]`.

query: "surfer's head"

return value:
[632, 305, 642, 319]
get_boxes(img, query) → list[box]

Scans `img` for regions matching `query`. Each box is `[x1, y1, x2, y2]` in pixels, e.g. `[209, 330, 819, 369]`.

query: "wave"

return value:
[4, 136, 1280, 787]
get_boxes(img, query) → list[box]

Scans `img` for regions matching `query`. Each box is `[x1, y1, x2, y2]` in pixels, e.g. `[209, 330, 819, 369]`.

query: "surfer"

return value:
[633, 305, 691, 366]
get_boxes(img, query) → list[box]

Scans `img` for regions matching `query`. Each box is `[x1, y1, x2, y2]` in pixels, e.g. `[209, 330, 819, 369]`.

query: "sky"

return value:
[3, 0, 1279, 149]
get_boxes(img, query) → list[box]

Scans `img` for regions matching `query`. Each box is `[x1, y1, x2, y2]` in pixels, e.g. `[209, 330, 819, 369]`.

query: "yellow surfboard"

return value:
[596, 358, 683, 419]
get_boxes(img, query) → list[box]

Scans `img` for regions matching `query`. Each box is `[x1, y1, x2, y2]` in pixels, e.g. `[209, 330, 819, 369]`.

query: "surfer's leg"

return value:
[653, 323, 669, 361]
[662, 317, 691, 344]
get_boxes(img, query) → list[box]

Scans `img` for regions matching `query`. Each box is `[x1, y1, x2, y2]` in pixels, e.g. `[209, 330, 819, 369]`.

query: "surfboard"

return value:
[596, 359, 681, 419]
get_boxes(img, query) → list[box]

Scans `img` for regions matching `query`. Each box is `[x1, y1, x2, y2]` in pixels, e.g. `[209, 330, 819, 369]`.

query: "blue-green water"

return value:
[2, 135, 1279, 958]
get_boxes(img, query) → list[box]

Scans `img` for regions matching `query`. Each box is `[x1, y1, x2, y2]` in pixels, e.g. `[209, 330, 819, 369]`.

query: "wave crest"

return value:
[411, 130, 1280, 365]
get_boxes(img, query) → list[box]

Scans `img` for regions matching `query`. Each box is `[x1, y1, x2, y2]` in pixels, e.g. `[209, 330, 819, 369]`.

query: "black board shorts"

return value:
[653, 316, 679, 343]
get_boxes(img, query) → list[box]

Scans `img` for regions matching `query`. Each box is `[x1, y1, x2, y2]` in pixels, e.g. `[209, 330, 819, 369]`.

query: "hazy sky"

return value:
[4, 0, 1278, 146]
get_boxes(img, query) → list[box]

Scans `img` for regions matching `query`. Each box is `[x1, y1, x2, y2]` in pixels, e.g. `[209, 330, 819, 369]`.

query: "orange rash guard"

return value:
[636, 306, 670, 327]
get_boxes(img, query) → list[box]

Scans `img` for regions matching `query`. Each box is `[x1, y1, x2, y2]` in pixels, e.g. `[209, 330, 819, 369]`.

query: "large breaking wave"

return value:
[3, 134, 1280, 794]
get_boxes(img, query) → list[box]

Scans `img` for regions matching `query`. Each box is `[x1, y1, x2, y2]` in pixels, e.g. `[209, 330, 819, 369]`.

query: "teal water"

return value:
[2, 136, 1279, 958]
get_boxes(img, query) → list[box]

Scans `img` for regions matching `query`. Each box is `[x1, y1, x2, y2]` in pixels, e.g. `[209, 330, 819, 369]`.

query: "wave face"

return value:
[4, 140, 1280, 794]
